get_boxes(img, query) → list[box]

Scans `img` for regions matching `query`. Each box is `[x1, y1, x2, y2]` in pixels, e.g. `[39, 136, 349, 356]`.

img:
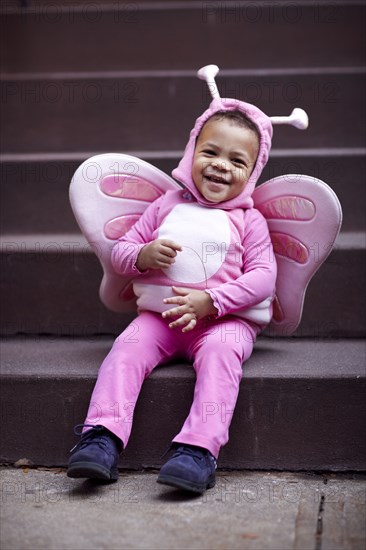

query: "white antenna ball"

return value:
[197, 65, 220, 81]
[291, 108, 309, 130]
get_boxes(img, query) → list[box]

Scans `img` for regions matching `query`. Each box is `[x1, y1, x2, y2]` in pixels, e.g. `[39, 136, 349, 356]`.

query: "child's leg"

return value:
[83, 311, 179, 449]
[172, 317, 256, 458]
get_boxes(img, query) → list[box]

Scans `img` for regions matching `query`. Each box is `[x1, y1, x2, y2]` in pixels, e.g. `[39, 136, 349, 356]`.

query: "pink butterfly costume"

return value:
[82, 97, 278, 459]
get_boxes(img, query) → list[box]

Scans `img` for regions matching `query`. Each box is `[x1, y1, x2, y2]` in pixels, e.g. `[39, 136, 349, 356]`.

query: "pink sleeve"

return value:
[111, 196, 163, 276]
[206, 209, 277, 317]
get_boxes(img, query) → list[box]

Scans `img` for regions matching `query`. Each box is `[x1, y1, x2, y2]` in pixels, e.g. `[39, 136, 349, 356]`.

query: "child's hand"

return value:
[162, 286, 218, 332]
[136, 239, 182, 271]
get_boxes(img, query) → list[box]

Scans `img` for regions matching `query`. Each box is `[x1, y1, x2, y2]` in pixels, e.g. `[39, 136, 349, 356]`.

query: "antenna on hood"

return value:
[197, 64, 221, 100]
[197, 65, 309, 130]
[270, 108, 309, 130]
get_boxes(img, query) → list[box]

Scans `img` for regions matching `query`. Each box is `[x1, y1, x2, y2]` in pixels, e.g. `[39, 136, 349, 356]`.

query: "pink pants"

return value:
[84, 311, 257, 458]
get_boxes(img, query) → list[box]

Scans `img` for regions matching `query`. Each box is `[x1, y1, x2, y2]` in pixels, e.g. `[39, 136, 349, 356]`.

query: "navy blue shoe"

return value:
[157, 445, 217, 494]
[67, 424, 122, 482]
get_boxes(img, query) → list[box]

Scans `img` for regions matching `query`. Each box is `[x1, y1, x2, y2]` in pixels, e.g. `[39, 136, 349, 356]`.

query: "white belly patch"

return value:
[157, 203, 231, 284]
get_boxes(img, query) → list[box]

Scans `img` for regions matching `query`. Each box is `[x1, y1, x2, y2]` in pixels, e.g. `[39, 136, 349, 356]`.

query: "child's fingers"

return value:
[160, 240, 183, 253]
[156, 258, 174, 268]
[163, 295, 186, 306]
[181, 318, 197, 332]
[162, 303, 186, 319]
[157, 252, 176, 265]
[160, 246, 177, 258]
[158, 246, 180, 264]
[171, 286, 190, 295]
[167, 313, 197, 330]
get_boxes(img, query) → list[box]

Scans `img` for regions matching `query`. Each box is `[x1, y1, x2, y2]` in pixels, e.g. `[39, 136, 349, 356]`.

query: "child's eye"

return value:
[233, 158, 245, 166]
[203, 149, 215, 155]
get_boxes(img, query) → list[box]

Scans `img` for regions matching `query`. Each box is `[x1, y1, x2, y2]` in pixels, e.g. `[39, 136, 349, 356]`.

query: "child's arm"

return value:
[111, 194, 182, 276]
[205, 208, 277, 318]
[111, 196, 174, 273]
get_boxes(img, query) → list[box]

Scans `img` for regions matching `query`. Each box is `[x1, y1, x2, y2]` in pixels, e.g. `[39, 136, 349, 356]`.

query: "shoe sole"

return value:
[157, 473, 216, 494]
[67, 462, 118, 481]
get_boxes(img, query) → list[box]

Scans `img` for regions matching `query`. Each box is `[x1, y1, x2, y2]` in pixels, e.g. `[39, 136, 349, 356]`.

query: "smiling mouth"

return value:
[204, 174, 228, 185]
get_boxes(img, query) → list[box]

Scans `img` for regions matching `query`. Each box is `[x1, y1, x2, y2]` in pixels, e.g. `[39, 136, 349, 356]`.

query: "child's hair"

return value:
[207, 110, 260, 145]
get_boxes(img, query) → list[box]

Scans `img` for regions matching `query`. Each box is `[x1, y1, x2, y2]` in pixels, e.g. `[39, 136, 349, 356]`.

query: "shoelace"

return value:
[69, 424, 111, 453]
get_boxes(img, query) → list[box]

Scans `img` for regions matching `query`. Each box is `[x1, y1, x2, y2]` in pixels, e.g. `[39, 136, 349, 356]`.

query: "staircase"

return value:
[1, 0, 365, 470]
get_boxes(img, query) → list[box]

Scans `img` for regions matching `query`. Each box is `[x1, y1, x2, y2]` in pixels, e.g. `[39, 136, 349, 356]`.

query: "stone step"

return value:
[1, 336, 365, 470]
[1, 2, 364, 72]
[2, 71, 365, 153]
[1, 149, 365, 234]
[1, 232, 365, 337]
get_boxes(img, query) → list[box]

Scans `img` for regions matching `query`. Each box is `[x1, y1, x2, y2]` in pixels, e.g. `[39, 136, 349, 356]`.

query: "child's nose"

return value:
[212, 158, 229, 171]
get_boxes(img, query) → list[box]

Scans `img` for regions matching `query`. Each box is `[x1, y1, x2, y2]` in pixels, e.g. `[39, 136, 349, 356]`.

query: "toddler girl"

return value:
[67, 97, 277, 494]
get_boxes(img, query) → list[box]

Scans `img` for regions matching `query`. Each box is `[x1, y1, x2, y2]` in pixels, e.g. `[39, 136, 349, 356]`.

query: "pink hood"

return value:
[172, 97, 273, 210]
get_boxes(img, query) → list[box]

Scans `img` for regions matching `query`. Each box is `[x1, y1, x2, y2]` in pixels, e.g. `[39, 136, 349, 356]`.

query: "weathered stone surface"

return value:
[1, 468, 365, 550]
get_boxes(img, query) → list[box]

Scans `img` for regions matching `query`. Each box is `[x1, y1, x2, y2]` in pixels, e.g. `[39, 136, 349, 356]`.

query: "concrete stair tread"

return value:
[2, 149, 364, 234]
[3, 72, 365, 152]
[2, 146, 366, 162]
[1, 231, 365, 337]
[1, 230, 364, 249]
[1, 336, 365, 379]
[2, 3, 365, 72]
[3, 66, 365, 80]
[1, 336, 365, 470]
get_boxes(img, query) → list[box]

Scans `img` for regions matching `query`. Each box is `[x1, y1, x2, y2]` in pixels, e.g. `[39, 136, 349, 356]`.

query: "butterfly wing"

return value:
[69, 153, 181, 312]
[252, 174, 342, 335]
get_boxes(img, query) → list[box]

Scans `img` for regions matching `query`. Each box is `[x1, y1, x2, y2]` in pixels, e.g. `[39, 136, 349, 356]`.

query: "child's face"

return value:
[191, 118, 259, 203]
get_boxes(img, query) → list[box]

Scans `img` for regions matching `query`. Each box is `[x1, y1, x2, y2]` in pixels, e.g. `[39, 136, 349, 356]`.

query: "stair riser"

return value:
[1, 246, 365, 337]
[1, 154, 364, 233]
[1, 4, 364, 72]
[2, 73, 365, 153]
[1, 372, 365, 470]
